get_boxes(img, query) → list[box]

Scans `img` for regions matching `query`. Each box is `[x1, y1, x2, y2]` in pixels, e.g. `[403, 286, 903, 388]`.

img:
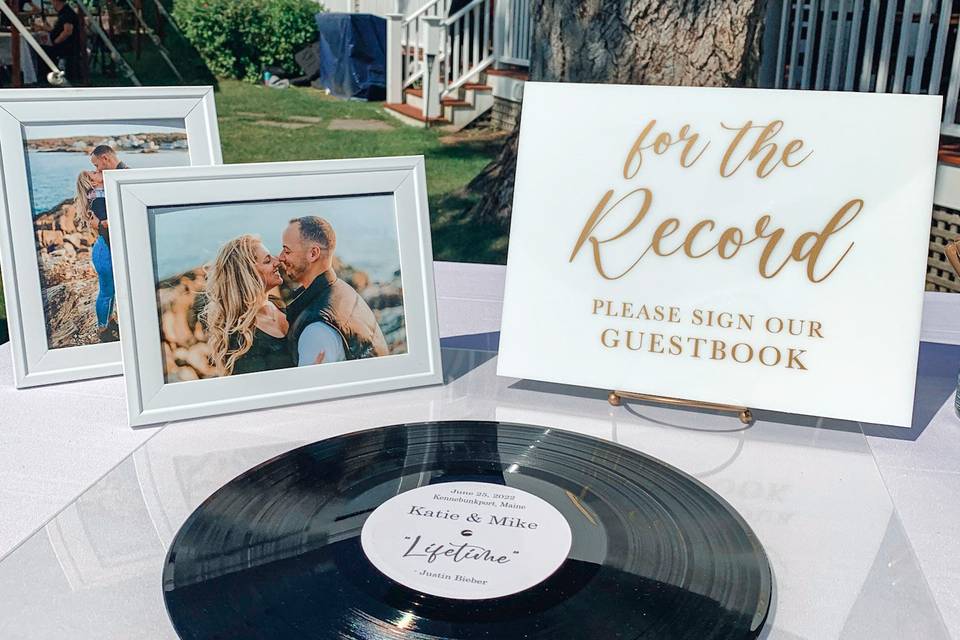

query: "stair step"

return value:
[405, 87, 423, 98]
[402, 46, 425, 60]
[385, 102, 449, 124]
[486, 68, 529, 81]
[463, 83, 492, 91]
[441, 98, 471, 107]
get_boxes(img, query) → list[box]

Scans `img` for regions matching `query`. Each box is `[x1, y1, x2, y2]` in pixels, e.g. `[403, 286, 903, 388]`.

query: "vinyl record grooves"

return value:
[162, 420, 772, 639]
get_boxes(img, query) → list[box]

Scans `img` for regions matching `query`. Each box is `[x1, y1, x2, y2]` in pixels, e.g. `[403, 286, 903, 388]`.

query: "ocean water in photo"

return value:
[150, 195, 402, 283]
[25, 150, 190, 216]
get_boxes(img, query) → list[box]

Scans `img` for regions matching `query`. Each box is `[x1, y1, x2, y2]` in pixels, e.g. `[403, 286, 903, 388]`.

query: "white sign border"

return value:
[497, 82, 943, 428]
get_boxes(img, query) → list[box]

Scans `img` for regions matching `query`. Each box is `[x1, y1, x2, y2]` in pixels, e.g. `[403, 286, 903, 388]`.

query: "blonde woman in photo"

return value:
[72, 170, 96, 230]
[201, 235, 295, 377]
[73, 169, 116, 341]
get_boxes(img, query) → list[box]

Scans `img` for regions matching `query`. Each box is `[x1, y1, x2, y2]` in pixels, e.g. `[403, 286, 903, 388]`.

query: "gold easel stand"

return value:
[608, 390, 754, 425]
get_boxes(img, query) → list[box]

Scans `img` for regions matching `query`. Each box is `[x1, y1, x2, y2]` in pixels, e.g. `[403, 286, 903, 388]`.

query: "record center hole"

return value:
[461, 530, 473, 537]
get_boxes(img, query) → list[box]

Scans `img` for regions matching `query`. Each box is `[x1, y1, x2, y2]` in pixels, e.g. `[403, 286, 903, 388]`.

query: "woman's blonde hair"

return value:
[201, 235, 267, 376]
[73, 171, 95, 231]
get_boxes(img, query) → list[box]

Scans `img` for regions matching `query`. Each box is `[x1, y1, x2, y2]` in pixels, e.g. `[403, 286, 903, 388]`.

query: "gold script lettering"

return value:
[569, 188, 653, 279]
[623, 120, 710, 179]
[793, 198, 863, 283]
[570, 192, 863, 284]
[720, 120, 812, 178]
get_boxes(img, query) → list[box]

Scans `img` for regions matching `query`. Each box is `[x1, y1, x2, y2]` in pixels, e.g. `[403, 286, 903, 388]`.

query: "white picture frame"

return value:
[0, 86, 222, 388]
[105, 157, 442, 426]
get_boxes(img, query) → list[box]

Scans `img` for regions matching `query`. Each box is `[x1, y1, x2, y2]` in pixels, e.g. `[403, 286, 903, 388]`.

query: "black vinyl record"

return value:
[162, 420, 772, 639]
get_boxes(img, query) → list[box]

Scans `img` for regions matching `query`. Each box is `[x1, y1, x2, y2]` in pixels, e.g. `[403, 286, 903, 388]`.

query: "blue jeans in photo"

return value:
[91, 236, 114, 327]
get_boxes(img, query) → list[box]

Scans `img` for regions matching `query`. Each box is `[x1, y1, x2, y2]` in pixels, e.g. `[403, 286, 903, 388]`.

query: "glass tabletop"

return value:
[0, 347, 948, 639]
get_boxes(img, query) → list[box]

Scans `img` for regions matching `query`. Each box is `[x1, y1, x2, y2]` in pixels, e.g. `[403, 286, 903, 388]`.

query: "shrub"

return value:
[173, 0, 320, 82]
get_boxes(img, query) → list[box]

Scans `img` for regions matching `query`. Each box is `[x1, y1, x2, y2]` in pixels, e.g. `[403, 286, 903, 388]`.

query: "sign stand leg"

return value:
[608, 390, 754, 425]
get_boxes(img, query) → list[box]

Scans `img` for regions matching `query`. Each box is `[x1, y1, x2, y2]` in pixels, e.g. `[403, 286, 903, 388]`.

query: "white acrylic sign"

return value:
[498, 82, 941, 427]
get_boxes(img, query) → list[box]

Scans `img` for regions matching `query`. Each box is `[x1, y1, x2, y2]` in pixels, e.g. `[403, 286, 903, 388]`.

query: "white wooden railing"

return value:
[493, 0, 531, 67]
[396, 0, 450, 91]
[761, 0, 960, 135]
[387, 0, 493, 114]
[439, 0, 496, 97]
[387, 0, 530, 119]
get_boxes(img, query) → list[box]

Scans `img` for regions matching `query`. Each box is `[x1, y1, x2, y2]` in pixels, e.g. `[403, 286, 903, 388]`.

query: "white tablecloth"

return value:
[0, 262, 959, 638]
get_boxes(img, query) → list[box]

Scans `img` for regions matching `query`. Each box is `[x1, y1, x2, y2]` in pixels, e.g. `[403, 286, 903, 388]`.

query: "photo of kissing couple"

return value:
[25, 120, 191, 349]
[151, 196, 406, 382]
[71, 145, 127, 343]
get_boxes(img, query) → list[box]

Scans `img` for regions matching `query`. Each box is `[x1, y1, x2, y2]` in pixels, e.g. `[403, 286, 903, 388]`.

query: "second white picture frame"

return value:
[105, 156, 442, 426]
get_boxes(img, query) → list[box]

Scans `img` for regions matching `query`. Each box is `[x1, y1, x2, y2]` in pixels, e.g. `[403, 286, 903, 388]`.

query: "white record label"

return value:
[360, 480, 573, 600]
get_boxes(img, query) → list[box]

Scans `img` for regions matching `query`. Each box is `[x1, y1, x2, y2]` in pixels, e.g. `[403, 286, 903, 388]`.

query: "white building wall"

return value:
[320, 0, 431, 15]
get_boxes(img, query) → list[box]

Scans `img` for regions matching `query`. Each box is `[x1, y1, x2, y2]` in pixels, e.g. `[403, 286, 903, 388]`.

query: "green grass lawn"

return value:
[73, 21, 509, 263]
[0, 79, 507, 340]
[214, 80, 507, 263]
[91, 34, 506, 261]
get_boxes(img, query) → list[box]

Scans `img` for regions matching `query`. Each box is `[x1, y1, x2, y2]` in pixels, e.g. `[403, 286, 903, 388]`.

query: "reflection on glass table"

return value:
[0, 347, 948, 640]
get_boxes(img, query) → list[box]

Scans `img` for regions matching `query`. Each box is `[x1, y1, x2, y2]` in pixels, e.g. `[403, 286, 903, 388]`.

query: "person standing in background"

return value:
[39, 0, 79, 81]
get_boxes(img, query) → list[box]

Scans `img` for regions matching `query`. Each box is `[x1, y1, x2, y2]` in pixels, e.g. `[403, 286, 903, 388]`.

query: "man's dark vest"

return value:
[286, 269, 388, 362]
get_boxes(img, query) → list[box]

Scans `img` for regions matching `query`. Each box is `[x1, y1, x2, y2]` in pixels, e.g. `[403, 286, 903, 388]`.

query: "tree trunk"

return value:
[469, 0, 769, 227]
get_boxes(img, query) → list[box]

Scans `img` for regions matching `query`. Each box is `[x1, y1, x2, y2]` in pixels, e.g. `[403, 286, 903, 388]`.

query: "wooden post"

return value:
[155, 0, 164, 40]
[757, 0, 783, 89]
[134, 0, 142, 59]
[107, 0, 115, 38]
[422, 15, 443, 120]
[492, 0, 506, 69]
[8, 0, 21, 86]
[386, 13, 403, 103]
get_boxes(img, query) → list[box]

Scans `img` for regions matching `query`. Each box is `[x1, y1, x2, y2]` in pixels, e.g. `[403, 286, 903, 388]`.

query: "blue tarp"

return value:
[314, 13, 387, 101]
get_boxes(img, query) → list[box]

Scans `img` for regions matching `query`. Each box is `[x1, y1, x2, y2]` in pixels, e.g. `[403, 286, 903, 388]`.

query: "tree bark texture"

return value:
[469, 0, 769, 227]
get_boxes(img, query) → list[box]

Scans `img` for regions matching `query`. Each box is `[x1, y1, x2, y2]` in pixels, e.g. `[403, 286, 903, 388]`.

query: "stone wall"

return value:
[34, 199, 102, 347]
[491, 97, 522, 131]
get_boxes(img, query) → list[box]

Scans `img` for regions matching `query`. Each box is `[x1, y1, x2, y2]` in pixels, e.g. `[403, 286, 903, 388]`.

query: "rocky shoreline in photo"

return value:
[34, 189, 408, 364]
[34, 198, 102, 348]
[27, 132, 188, 154]
[158, 258, 406, 383]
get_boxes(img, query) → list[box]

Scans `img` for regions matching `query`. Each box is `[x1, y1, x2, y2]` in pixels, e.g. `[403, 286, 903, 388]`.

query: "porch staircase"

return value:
[386, 75, 495, 129]
[383, 0, 499, 130]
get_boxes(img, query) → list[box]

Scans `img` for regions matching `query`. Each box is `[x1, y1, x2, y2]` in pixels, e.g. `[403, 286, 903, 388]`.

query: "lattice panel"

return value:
[928, 206, 960, 291]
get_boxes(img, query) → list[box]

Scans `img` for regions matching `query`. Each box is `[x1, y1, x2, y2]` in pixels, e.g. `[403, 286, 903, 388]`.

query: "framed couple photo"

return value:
[105, 157, 441, 426]
[0, 86, 222, 388]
